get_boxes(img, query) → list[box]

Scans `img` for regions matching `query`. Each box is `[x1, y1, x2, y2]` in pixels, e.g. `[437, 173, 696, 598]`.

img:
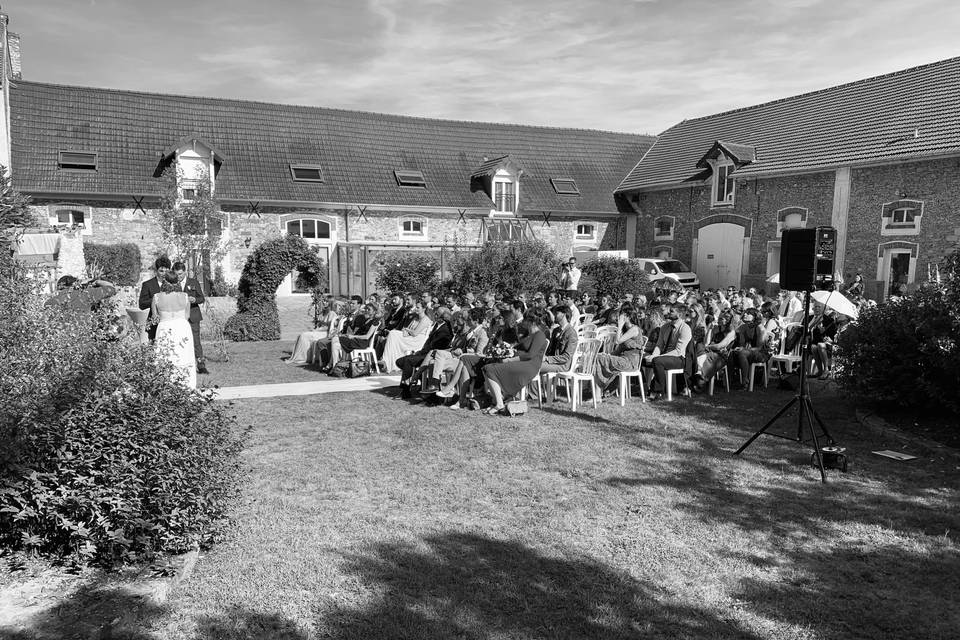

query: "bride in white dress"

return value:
[151, 272, 197, 389]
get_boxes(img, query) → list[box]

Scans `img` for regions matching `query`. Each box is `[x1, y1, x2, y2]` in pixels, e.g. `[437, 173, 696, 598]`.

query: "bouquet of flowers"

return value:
[488, 341, 515, 359]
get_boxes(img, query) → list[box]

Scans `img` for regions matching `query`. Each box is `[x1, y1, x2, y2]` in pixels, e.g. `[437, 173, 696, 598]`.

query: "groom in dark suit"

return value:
[172, 261, 209, 374]
[138, 255, 172, 343]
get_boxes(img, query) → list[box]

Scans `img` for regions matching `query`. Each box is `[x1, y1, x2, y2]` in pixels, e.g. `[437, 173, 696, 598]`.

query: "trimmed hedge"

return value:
[224, 235, 327, 341]
[83, 242, 142, 286]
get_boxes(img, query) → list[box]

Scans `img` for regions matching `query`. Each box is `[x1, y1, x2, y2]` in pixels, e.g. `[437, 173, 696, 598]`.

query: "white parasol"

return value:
[766, 273, 780, 284]
[810, 290, 859, 320]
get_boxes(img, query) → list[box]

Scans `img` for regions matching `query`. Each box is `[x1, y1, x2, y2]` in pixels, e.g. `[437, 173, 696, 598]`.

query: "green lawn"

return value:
[8, 384, 957, 639]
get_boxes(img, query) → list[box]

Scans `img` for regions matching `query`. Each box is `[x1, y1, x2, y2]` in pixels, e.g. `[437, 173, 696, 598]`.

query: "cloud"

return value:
[8, 0, 960, 134]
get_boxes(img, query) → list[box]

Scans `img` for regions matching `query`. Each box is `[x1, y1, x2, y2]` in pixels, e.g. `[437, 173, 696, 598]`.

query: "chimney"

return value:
[6, 30, 19, 79]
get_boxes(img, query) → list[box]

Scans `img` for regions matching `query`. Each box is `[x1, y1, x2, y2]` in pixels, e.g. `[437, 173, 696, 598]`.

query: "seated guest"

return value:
[580, 292, 596, 315]
[594, 305, 645, 395]
[380, 300, 433, 373]
[592, 295, 617, 326]
[315, 297, 359, 369]
[728, 307, 769, 390]
[287, 295, 339, 364]
[561, 292, 580, 328]
[375, 293, 410, 356]
[435, 314, 506, 409]
[540, 305, 578, 374]
[693, 309, 736, 392]
[397, 307, 454, 398]
[414, 310, 476, 391]
[325, 302, 379, 371]
[810, 306, 839, 378]
[481, 311, 549, 414]
[644, 304, 692, 400]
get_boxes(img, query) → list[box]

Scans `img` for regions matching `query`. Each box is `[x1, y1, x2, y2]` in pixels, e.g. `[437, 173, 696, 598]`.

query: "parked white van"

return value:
[635, 258, 700, 289]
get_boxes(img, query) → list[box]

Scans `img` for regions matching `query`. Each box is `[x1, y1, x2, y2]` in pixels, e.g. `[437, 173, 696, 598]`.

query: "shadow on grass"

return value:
[316, 531, 762, 639]
[3, 577, 309, 640]
[732, 543, 960, 640]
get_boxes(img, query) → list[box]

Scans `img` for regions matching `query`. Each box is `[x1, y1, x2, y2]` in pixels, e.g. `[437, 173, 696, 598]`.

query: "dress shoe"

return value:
[399, 384, 411, 400]
[196, 362, 210, 375]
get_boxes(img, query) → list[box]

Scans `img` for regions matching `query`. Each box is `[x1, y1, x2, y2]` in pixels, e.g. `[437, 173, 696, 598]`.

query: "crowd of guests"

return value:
[288, 275, 869, 413]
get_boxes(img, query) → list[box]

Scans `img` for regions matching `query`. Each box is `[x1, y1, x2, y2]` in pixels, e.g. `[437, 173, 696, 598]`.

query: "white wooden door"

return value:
[696, 223, 744, 290]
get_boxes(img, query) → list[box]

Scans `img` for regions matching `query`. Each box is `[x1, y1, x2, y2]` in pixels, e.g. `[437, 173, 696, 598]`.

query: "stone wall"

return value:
[633, 157, 960, 295]
[30, 198, 625, 294]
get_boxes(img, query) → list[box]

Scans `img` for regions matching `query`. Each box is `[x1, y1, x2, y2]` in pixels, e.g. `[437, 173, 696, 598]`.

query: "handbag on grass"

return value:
[348, 360, 371, 378]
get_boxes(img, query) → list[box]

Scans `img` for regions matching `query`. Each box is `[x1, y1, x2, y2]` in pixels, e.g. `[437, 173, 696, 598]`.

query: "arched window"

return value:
[881, 199, 923, 236]
[399, 216, 428, 240]
[776, 207, 808, 234]
[652, 245, 673, 259]
[48, 204, 92, 236]
[286, 218, 331, 239]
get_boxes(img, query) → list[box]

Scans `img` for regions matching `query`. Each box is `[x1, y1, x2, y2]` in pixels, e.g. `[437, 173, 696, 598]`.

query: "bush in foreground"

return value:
[83, 242, 142, 286]
[0, 260, 250, 566]
[836, 251, 960, 415]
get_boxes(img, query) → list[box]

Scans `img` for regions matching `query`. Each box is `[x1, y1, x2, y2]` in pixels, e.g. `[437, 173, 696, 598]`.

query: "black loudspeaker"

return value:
[814, 227, 837, 288]
[780, 228, 817, 290]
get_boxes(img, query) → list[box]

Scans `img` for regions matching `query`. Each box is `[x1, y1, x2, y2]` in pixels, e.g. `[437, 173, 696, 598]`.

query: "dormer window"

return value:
[713, 161, 735, 207]
[394, 170, 426, 188]
[471, 156, 521, 217]
[290, 164, 324, 182]
[494, 179, 516, 214]
[697, 141, 753, 209]
[58, 151, 97, 171]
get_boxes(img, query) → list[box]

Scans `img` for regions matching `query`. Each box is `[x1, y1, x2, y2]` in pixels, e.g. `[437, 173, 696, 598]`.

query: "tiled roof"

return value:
[9, 81, 653, 213]
[616, 56, 960, 192]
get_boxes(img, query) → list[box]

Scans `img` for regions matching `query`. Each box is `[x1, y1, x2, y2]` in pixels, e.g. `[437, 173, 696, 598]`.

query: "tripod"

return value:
[734, 289, 836, 483]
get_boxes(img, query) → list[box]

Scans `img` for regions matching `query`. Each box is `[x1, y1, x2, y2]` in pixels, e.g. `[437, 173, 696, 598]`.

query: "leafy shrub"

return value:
[375, 252, 440, 294]
[224, 235, 327, 341]
[83, 242, 142, 286]
[836, 280, 960, 415]
[0, 260, 249, 566]
[448, 240, 561, 296]
[581, 257, 648, 300]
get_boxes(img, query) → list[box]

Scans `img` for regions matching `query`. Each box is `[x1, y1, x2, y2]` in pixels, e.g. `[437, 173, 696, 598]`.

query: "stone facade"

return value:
[31, 196, 624, 295]
[633, 156, 960, 297]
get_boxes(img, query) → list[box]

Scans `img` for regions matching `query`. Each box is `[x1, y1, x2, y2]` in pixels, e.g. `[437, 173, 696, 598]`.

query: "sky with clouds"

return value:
[7, 0, 960, 134]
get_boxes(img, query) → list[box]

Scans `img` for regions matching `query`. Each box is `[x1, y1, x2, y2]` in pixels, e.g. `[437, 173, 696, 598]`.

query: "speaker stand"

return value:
[734, 290, 836, 483]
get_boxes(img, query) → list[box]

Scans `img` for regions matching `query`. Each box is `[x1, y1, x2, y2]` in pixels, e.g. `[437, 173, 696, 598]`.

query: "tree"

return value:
[580, 257, 649, 300]
[375, 252, 440, 294]
[150, 167, 233, 281]
[0, 163, 33, 230]
[447, 240, 562, 296]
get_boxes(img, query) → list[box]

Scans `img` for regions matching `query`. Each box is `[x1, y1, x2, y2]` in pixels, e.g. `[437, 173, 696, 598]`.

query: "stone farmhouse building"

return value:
[0, 14, 651, 298]
[616, 56, 960, 299]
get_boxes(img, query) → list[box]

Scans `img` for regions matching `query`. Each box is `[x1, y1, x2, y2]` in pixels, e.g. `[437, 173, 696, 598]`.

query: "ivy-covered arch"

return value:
[224, 235, 328, 341]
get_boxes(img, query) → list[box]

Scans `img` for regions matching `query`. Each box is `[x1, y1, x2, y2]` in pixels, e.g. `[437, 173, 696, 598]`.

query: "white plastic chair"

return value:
[596, 326, 618, 353]
[748, 361, 769, 391]
[708, 366, 730, 396]
[555, 338, 602, 411]
[539, 337, 582, 406]
[771, 322, 803, 375]
[614, 335, 648, 406]
[665, 368, 687, 401]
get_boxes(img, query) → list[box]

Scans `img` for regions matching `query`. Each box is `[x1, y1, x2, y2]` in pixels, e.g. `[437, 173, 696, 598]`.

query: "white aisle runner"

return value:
[210, 375, 401, 400]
